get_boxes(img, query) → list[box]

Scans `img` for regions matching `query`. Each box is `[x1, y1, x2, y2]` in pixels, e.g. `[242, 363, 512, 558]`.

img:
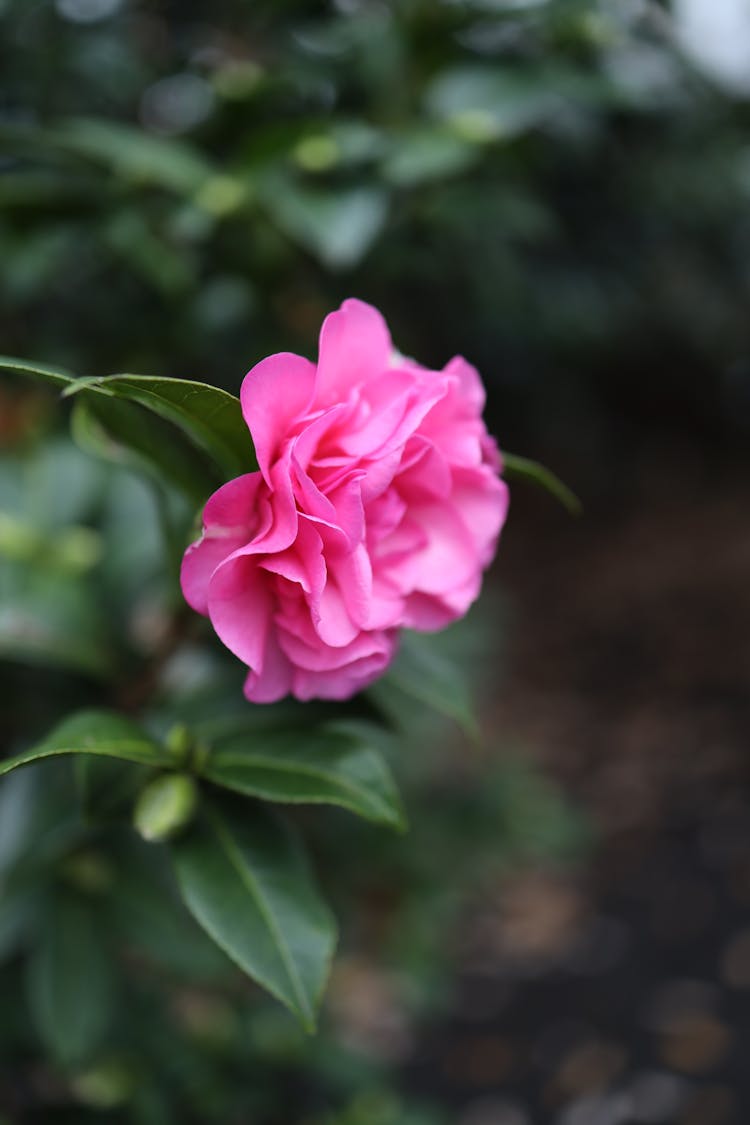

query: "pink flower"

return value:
[181, 299, 508, 703]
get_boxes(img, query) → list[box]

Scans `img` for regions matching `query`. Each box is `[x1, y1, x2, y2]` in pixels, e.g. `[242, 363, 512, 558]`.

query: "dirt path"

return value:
[403, 460, 750, 1125]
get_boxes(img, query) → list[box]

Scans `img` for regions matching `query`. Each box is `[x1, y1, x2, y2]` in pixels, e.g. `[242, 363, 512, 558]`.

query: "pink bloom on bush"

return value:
[181, 299, 508, 703]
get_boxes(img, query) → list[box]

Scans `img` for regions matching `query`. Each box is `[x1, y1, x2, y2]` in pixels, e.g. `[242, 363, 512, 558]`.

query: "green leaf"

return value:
[109, 846, 230, 980]
[0, 355, 74, 389]
[261, 177, 389, 268]
[66, 374, 255, 479]
[172, 800, 336, 1030]
[369, 630, 478, 737]
[426, 66, 563, 140]
[382, 128, 478, 186]
[0, 710, 170, 778]
[0, 769, 36, 876]
[27, 895, 115, 1066]
[74, 755, 147, 823]
[52, 118, 214, 196]
[202, 726, 405, 830]
[502, 452, 582, 515]
[0, 883, 38, 963]
[71, 396, 222, 504]
[1, 356, 255, 492]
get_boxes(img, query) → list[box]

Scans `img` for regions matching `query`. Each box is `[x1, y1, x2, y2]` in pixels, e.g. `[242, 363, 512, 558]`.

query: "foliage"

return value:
[2, 0, 750, 453]
[0, 375, 586, 1119]
[5, 0, 740, 1118]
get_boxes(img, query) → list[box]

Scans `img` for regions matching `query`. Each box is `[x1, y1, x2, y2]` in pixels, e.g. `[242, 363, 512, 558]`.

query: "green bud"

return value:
[165, 722, 193, 766]
[133, 774, 198, 843]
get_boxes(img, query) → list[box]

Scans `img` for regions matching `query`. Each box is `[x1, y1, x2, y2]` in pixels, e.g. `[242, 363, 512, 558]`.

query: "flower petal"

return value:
[207, 554, 271, 671]
[180, 474, 263, 615]
[241, 352, 316, 482]
[315, 299, 391, 406]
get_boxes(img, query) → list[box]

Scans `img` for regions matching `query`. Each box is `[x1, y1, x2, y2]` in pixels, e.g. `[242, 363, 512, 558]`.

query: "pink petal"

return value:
[207, 555, 271, 671]
[311, 577, 359, 648]
[181, 535, 245, 616]
[243, 630, 294, 704]
[292, 640, 396, 701]
[259, 518, 326, 596]
[388, 502, 480, 596]
[394, 438, 452, 502]
[315, 299, 391, 406]
[202, 472, 264, 534]
[180, 473, 263, 615]
[450, 467, 509, 565]
[328, 543, 372, 629]
[251, 454, 299, 554]
[444, 355, 486, 412]
[241, 352, 316, 482]
[401, 591, 465, 631]
[280, 622, 390, 673]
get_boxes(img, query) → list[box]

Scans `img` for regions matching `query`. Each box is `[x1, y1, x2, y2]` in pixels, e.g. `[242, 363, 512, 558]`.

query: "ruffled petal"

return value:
[207, 554, 271, 671]
[243, 630, 294, 704]
[241, 352, 316, 482]
[315, 299, 391, 406]
[180, 473, 263, 615]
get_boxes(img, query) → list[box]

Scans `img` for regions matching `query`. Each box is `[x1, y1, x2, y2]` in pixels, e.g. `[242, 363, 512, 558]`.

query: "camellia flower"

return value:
[181, 299, 508, 702]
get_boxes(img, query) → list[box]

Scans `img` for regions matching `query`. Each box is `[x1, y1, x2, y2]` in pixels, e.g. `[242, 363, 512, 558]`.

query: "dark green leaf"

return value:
[0, 355, 74, 389]
[0, 710, 170, 777]
[203, 726, 405, 830]
[0, 771, 35, 877]
[0, 768, 81, 883]
[66, 374, 255, 479]
[261, 177, 389, 268]
[109, 846, 230, 980]
[381, 129, 478, 186]
[52, 119, 214, 195]
[172, 800, 336, 1030]
[27, 895, 115, 1066]
[502, 452, 582, 515]
[71, 396, 222, 504]
[0, 883, 38, 962]
[369, 630, 478, 736]
[426, 66, 563, 139]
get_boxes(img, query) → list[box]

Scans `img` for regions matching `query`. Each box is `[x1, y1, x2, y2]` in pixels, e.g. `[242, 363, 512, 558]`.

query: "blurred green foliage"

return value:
[0, 414, 586, 1121]
[2, 0, 747, 1119]
[3, 0, 750, 458]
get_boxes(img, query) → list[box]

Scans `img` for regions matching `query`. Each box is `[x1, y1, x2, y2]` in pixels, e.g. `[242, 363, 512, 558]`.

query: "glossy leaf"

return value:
[27, 895, 115, 1065]
[71, 396, 222, 504]
[109, 846, 230, 980]
[369, 630, 478, 737]
[203, 726, 405, 830]
[0, 710, 170, 778]
[0, 355, 74, 389]
[66, 374, 255, 479]
[172, 800, 336, 1030]
[502, 452, 582, 515]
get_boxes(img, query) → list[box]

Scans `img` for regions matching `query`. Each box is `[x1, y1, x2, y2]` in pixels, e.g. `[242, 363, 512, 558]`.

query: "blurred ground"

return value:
[401, 447, 750, 1125]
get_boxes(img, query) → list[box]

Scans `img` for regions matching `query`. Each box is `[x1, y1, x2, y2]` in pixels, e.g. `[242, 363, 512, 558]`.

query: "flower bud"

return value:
[133, 774, 198, 843]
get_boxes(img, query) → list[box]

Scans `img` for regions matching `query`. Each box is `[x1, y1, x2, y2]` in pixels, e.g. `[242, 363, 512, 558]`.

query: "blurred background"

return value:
[2, 0, 750, 1122]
